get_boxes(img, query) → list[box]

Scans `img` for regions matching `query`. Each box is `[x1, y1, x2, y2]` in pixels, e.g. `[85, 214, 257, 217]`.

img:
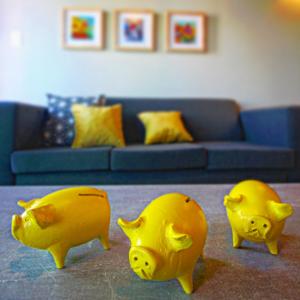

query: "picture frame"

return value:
[166, 11, 207, 53]
[115, 9, 155, 51]
[62, 7, 104, 50]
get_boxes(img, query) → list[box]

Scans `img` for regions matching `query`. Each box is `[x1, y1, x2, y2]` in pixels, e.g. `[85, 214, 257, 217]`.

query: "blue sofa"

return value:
[0, 98, 299, 185]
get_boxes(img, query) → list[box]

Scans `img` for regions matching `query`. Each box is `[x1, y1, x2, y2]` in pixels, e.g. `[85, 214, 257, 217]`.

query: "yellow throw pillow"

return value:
[71, 104, 125, 148]
[138, 111, 193, 145]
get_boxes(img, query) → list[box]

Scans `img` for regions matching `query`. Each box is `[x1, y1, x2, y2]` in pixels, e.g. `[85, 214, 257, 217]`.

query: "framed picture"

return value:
[166, 11, 207, 53]
[115, 9, 155, 51]
[62, 7, 104, 50]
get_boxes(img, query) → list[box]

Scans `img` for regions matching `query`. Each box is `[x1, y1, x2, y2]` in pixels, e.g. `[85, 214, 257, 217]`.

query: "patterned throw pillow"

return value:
[43, 94, 105, 146]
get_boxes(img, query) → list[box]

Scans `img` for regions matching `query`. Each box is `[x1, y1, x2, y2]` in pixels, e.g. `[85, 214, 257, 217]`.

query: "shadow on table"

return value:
[10, 247, 56, 281]
[193, 257, 227, 291]
[237, 234, 300, 257]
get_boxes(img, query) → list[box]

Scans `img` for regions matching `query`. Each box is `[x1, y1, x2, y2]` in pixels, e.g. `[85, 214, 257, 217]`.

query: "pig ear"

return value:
[268, 201, 293, 222]
[166, 224, 193, 252]
[17, 200, 28, 209]
[29, 204, 57, 229]
[117, 217, 143, 238]
[18, 198, 39, 210]
[224, 195, 243, 212]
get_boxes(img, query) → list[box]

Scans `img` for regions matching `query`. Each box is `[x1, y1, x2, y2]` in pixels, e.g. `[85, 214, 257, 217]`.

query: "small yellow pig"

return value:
[224, 180, 293, 255]
[118, 193, 207, 294]
[11, 187, 110, 268]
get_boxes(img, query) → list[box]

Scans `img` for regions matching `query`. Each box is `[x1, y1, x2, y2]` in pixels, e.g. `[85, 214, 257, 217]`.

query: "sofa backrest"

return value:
[106, 97, 243, 144]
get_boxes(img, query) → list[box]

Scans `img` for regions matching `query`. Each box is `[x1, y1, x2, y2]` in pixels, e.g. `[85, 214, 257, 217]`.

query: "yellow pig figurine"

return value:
[118, 193, 207, 294]
[224, 180, 293, 255]
[11, 187, 110, 268]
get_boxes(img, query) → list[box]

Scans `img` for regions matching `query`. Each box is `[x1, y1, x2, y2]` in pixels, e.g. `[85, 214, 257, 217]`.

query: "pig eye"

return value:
[185, 198, 191, 203]
[145, 262, 149, 266]
[134, 257, 138, 261]
[251, 221, 255, 224]
[263, 224, 268, 228]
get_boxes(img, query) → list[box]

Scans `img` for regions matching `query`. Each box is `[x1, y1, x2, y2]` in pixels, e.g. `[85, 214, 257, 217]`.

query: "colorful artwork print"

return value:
[124, 18, 144, 42]
[72, 16, 95, 40]
[175, 21, 196, 44]
[116, 10, 155, 51]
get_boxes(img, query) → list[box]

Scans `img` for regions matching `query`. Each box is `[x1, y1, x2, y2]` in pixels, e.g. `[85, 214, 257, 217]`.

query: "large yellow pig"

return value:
[118, 193, 207, 294]
[11, 187, 110, 268]
[224, 180, 293, 255]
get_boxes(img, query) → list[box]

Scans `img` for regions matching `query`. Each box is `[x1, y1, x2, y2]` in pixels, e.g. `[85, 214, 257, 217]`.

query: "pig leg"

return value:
[48, 243, 69, 269]
[232, 228, 243, 248]
[99, 231, 110, 250]
[266, 240, 278, 255]
[177, 269, 193, 294]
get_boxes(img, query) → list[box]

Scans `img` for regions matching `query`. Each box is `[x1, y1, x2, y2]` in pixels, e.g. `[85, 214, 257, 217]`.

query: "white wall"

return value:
[0, 0, 300, 108]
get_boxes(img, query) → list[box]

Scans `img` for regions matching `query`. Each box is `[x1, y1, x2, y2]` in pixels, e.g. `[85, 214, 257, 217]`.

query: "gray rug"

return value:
[0, 184, 299, 300]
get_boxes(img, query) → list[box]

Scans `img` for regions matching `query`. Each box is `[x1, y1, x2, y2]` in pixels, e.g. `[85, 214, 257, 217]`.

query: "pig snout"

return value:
[129, 247, 158, 280]
[244, 216, 271, 240]
[11, 214, 22, 240]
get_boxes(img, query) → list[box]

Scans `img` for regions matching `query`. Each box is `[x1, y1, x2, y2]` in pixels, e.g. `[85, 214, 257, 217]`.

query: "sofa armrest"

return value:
[241, 106, 300, 150]
[0, 102, 47, 185]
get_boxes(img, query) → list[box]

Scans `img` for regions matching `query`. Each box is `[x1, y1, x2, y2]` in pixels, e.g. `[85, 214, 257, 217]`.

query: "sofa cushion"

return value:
[11, 147, 111, 174]
[111, 143, 207, 171]
[198, 142, 295, 170]
[106, 98, 243, 144]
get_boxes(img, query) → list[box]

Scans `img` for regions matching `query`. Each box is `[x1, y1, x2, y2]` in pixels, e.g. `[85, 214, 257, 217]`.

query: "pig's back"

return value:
[33, 187, 107, 208]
